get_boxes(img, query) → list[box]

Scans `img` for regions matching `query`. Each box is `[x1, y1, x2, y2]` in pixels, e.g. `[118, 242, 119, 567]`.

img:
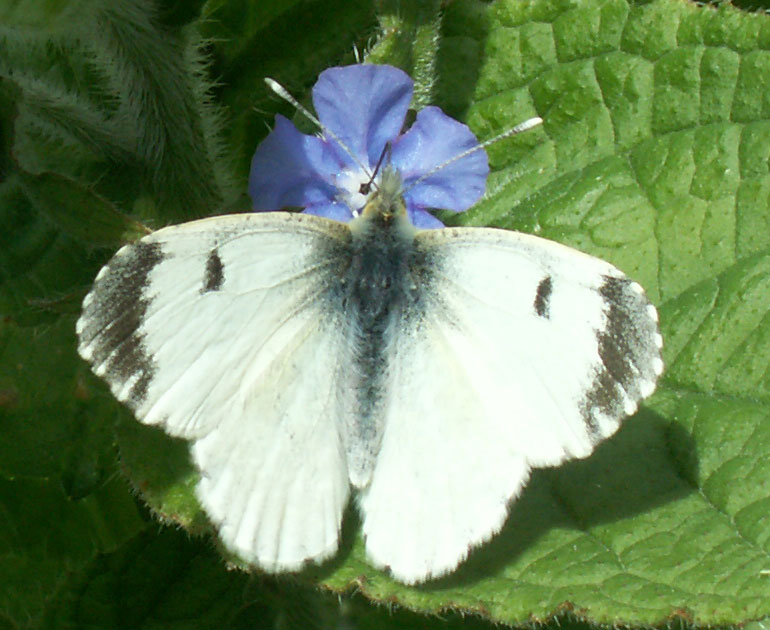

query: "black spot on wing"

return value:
[202, 249, 224, 293]
[78, 241, 163, 408]
[580, 275, 661, 442]
[534, 276, 553, 318]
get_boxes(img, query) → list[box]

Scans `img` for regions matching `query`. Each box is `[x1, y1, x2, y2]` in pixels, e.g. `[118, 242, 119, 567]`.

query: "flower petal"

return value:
[248, 115, 343, 210]
[312, 65, 412, 169]
[407, 207, 446, 229]
[391, 106, 489, 213]
[302, 201, 355, 222]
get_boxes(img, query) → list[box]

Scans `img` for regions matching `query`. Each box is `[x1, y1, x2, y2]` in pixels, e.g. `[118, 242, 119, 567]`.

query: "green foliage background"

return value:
[2, 0, 770, 627]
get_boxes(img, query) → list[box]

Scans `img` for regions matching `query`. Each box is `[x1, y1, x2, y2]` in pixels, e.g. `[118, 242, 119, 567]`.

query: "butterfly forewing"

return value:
[77, 212, 355, 570]
[359, 227, 663, 584]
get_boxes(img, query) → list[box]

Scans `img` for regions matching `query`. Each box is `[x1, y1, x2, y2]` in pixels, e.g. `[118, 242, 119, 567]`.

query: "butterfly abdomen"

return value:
[338, 211, 431, 488]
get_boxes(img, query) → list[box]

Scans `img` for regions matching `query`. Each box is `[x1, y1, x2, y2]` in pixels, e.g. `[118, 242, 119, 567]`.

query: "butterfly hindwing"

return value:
[359, 227, 663, 584]
[77, 212, 354, 570]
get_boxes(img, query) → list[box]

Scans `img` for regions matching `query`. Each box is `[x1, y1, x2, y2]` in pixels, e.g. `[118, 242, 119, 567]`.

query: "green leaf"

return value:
[77, 1, 235, 221]
[0, 0, 87, 30]
[2, 0, 238, 224]
[0, 316, 116, 490]
[115, 415, 206, 535]
[366, 0, 444, 108]
[0, 179, 108, 324]
[200, 0, 377, 180]
[0, 476, 144, 626]
[16, 171, 149, 248]
[42, 528, 342, 629]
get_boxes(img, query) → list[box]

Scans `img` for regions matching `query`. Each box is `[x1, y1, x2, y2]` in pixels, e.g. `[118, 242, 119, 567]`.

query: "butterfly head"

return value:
[351, 165, 413, 235]
[362, 165, 404, 216]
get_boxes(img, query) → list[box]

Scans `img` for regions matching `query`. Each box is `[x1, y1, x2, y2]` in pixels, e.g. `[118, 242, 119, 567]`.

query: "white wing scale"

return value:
[77, 212, 353, 571]
[360, 227, 663, 583]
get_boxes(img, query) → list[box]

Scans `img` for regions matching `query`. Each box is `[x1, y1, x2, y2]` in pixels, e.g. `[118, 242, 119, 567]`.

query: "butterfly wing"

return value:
[359, 227, 663, 584]
[77, 212, 354, 571]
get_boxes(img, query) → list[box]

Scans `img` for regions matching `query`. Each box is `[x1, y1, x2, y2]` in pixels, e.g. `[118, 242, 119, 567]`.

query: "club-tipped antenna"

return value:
[264, 77, 372, 178]
[403, 116, 543, 194]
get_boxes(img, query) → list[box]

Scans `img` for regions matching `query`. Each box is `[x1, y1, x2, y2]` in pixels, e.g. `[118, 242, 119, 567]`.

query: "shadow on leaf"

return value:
[421, 407, 696, 589]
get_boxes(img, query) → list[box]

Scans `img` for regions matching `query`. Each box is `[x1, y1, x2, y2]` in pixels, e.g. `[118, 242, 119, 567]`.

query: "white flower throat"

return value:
[333, 166, 383, 216]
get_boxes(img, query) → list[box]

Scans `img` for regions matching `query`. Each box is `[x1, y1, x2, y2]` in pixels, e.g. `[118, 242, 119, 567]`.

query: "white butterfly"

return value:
[76, 160, 663, 584]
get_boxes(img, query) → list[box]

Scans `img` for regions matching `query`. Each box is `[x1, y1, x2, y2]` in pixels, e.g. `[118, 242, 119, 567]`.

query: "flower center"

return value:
[334, 167, 379, 216]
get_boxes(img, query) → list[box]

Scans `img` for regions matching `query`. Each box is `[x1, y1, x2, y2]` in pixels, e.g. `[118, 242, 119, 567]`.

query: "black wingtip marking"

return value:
[581, 370, 618, 441]
[202, 249, 224, 293]
[579, 275, 662, 443]
[79, 241, 163, 408]
[534, 276, 553, 318]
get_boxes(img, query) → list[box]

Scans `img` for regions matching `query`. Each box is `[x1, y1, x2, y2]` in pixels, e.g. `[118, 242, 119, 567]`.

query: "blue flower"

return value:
[248, 64, 489, 229]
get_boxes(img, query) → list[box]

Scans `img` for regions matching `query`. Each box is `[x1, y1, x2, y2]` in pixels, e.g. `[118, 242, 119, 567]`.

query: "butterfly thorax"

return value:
[345, 166, 420, 331]
[341, 170, 427, 488]
[355, 166, 407, 217]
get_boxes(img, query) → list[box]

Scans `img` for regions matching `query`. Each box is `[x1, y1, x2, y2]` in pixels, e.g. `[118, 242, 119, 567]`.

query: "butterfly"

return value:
[76, 64, 663, 584]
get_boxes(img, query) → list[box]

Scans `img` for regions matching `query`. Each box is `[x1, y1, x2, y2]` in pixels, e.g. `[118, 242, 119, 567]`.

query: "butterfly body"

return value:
[340, 169, 431, 486]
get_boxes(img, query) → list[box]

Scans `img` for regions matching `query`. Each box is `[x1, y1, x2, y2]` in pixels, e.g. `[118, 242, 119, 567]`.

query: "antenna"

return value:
[265, 76, 543, 199]
[403, 116, 543, 194]
[265, 77, 373, 178]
